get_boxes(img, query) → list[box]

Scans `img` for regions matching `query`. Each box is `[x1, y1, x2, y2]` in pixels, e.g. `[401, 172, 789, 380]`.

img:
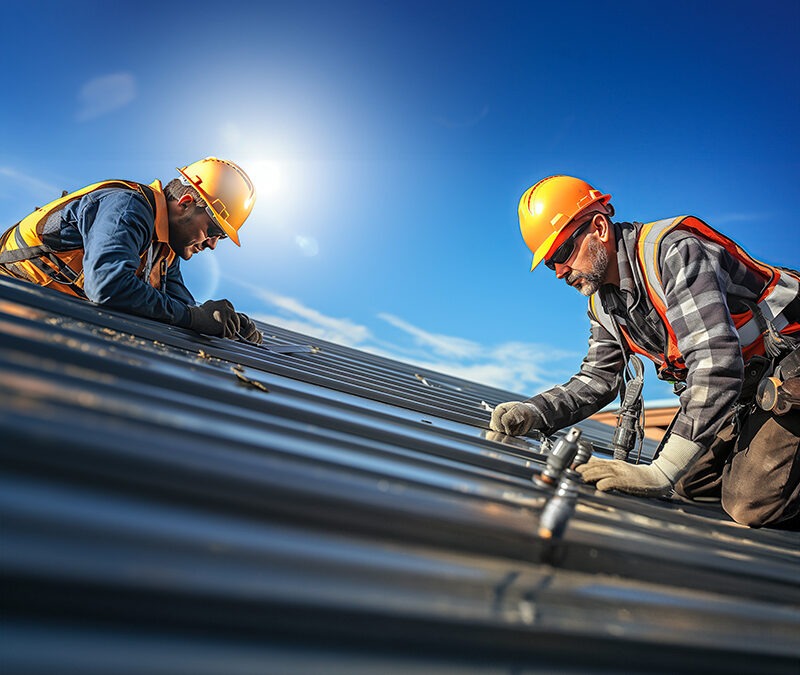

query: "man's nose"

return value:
[204, 237, 219, 251]
[554, 263, 570, 279]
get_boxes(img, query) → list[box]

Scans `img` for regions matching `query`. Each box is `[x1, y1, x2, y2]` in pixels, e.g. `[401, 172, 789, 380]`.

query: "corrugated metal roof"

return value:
[1, 275, 798, 674]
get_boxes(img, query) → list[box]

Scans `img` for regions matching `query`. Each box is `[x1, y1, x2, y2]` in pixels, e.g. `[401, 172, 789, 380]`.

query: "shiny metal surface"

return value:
[1, 276, 798, 674]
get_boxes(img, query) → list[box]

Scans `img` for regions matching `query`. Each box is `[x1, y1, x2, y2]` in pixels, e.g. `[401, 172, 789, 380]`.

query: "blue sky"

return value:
[2, 1, 798, 404]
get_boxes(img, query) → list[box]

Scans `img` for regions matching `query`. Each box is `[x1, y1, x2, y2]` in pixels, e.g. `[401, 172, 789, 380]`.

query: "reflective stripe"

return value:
[639, 217, 685, 311]
[735, 270, 797, 343]
[761, 270, 799, 322]
[589, 294, 617, 339]
[736, 317, 782, 346]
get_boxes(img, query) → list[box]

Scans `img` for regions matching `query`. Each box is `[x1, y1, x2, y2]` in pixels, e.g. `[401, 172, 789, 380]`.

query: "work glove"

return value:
[576, 435, 704, 498]
[490, 401, 544, 436]
[188, 299, 240, 338]
[236, 312, 263, 345]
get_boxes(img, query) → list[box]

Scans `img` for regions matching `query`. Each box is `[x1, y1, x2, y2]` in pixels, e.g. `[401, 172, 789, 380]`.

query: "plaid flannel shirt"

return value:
[524, 220, 800, 449]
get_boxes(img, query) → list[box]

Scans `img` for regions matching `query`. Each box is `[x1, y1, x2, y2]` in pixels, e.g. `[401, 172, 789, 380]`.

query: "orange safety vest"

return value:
[589, 216, 800, 381]
[0, 180, 174, 299]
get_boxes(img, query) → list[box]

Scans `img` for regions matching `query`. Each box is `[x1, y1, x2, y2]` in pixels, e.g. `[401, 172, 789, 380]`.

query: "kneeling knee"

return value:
[723, 499, 779, 529]
[673, 477, 721, 503]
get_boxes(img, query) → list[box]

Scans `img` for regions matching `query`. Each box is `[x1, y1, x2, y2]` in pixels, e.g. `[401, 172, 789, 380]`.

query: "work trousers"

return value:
[674, 407, 800, 529]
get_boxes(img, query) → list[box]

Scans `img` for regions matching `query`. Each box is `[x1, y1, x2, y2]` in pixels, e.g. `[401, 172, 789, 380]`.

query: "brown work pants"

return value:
[674, 407, 800, 529]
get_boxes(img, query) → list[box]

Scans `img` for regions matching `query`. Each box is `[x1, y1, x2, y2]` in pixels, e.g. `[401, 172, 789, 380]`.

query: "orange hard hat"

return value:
[518, 175, 611, 270]
[177, 157, 256, 246]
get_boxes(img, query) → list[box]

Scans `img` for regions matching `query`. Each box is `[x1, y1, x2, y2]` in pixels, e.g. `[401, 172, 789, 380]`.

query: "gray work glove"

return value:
[188, 299, 240, 338]
[237, 312, 263, 345]
[490, 401, 544, 436]
[576, 435, 704, 498]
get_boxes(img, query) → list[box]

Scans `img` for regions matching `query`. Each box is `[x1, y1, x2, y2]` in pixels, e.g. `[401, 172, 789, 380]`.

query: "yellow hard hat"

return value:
[177, 157, 256, 246]
[518, 175, 611, 270]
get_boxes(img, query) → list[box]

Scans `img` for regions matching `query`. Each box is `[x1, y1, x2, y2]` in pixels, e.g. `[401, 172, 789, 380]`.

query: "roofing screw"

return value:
[571, 439, 594, 471]
[537, 429, 588, 540]
[538, 478, 579, 540]
[533, 427, 581, 489]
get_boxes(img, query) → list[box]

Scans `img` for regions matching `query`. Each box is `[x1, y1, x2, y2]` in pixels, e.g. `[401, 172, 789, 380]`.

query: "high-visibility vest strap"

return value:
[588, 292, 685, 381]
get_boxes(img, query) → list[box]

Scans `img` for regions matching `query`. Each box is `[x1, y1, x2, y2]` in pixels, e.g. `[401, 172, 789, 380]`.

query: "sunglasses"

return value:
[544, 220, 591, 270]
[205, 206, 228, 240]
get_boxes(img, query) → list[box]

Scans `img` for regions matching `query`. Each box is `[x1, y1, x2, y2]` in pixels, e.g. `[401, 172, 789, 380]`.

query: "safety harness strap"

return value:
[135, 183, 157, 215]
[638, 216, 684, 311]
[0, 242, 57, 264]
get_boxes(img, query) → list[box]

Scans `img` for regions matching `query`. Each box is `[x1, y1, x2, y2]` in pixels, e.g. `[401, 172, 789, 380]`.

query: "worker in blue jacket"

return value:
[0, 157, 261, 343]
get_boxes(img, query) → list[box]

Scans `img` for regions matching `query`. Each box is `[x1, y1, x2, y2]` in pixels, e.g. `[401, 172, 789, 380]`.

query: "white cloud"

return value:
[76, 73, 137, 122]
[239, 285, 578, 395]
[0, 167, 59, 197]
[375, 314, 575, 392]
[378, 312, 480, 359]
[250, 288, 373, 346]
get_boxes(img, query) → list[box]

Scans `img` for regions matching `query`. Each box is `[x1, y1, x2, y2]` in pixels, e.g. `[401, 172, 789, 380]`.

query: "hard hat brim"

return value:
[209, 205, 241, 246]
[530, 230, 560, 271]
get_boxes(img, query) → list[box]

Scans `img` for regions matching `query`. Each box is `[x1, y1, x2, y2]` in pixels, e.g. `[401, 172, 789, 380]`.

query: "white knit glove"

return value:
[576, 435, 704, 498]
[489, 401, 544, 436]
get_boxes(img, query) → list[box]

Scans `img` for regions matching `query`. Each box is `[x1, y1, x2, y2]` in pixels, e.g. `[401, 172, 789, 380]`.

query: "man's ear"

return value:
[593, 213, 612, 242]
[177, 194, 194, 209]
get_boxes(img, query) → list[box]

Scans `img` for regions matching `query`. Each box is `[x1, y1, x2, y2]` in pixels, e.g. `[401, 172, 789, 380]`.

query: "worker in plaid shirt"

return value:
[491, 176, 800, 529]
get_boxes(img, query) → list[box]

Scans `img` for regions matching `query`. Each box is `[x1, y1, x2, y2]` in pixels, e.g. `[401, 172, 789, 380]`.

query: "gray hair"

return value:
[163, 178, 205, 208]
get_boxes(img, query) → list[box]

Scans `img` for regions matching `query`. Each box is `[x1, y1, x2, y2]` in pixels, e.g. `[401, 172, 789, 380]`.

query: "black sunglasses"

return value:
[544, 220, 591, 270]
[205, 206, 228, 240]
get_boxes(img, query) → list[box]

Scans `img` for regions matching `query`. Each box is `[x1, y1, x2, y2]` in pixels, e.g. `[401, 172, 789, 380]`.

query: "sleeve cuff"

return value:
[172, 301, 194, 328]
[652, 434, 705, 483]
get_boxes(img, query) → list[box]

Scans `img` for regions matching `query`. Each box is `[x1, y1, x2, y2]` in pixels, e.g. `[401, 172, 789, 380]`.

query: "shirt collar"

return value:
[616, 222, 642, 295]
[600, 222, 643, 312]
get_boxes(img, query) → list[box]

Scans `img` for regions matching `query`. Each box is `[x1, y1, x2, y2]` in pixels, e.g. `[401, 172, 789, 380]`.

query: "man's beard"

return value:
[566, 237, 609, 296]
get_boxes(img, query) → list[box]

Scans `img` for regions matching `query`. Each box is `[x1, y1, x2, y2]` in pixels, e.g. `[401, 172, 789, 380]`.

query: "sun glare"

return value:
[246, 160, 286, 202]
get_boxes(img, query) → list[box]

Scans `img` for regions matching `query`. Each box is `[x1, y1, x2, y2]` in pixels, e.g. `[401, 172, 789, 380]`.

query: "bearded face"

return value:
[565, 234, 610, 296]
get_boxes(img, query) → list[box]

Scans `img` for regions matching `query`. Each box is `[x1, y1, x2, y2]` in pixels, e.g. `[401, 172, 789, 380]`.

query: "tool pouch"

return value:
[754, 346, 800, 415]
